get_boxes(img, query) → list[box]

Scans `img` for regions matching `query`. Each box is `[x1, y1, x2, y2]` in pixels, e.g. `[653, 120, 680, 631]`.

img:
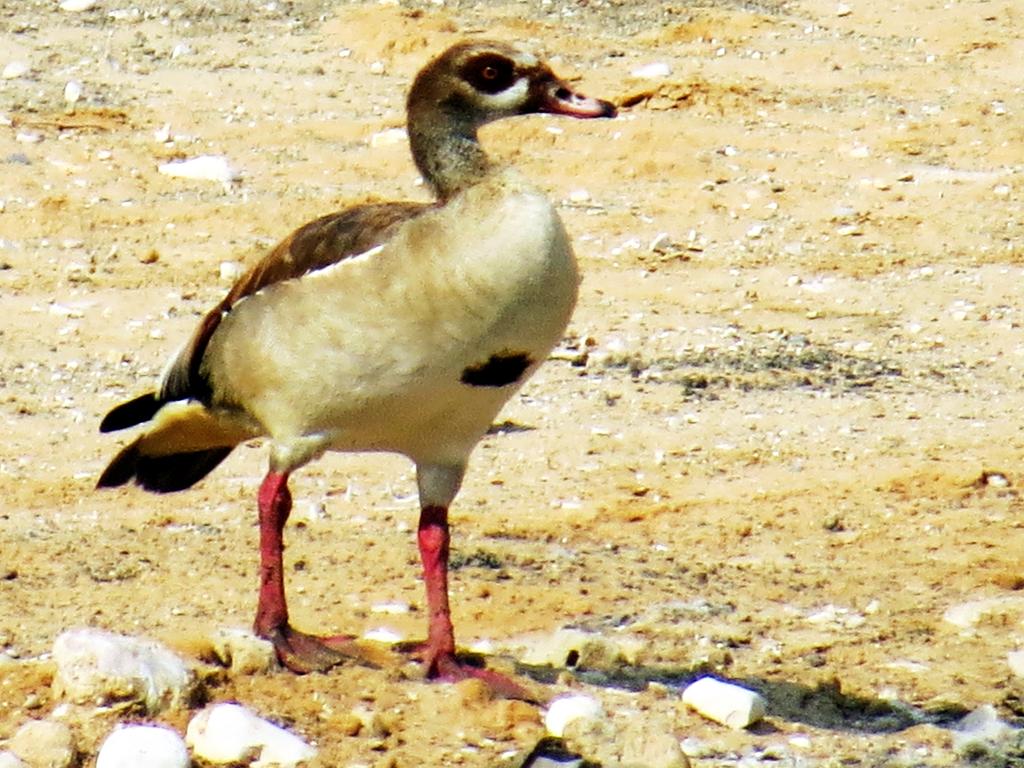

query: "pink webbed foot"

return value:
[395, 640, 537, 701]
[264, 626, 391, 671]
[261, 623, 366, 674]
[428, 651, 536, 701]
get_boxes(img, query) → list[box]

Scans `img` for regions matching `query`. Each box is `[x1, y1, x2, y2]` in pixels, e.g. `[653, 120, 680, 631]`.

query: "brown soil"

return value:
[2, 0, 1024, 764]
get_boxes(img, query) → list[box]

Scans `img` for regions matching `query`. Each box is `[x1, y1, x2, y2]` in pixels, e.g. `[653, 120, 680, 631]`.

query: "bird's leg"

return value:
[415, 503, 531, 699]
[254, 470, 360, 673]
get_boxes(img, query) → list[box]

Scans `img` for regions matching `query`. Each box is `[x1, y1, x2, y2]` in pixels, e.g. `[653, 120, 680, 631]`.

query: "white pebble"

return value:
[0, 751, 26, 768]
[369, 127, 407, 148]
[52, 628, 196, 714]
[544, 694, 604, 737]
[836, 3, 852, 16]
[631, 62, 672, 79]
[682, 677, 766, 730]
[953, 704, 1012, 751]
[59, 0, 98, 9]
[370, 601, 410, 614]
[1008, 650, 1024, 678]
[158, 155, 240, 185]
[63, 81, 83, 106]
[943, 596, 1024, 628]
[153, 123, 172, 143]
[2, 62, 29, 80]
[219, 261, 243, 281]
[186, 703, 316, 768]
[96, 726, 189, 768]
[369, 60, 386, 75]
[362, 627, 403, 644]
[568, 189, 591, 204]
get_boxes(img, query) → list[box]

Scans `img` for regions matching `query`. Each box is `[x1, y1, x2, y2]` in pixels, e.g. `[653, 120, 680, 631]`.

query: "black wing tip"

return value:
[99, 392, 161, 433]
[96, 444, 233, 494]
[96, 440, 141, 489]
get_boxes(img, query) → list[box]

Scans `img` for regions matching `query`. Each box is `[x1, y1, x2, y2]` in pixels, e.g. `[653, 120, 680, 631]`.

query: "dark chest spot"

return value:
[461, 351, 534, 388]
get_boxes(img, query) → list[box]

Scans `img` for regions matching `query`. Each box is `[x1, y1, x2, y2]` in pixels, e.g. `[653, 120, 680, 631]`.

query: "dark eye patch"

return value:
[461, 53, 518, 95]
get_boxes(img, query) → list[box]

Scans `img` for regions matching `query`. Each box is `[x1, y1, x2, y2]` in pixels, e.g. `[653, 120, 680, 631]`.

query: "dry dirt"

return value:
[2, 0, 1024, 765]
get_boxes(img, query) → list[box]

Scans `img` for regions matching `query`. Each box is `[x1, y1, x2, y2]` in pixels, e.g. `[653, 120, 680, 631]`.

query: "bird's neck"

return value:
[408, 110, 494, 202]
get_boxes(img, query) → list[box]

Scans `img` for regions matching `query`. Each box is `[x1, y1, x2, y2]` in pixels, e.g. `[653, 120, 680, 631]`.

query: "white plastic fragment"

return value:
[96, 725, 190, 768]
[544, 694, 604, 737]
[158, 155, 240, 185]
[682, 677, 766, 730]
[186, 702, 316, 767]
[52, 628, 196, 714]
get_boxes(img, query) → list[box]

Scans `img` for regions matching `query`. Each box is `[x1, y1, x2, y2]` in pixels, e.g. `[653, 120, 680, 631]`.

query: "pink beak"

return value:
[537, 79, 617, 119]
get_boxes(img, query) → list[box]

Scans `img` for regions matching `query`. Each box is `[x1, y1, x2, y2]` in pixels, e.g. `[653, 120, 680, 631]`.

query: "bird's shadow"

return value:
[514, 661, 970, 734]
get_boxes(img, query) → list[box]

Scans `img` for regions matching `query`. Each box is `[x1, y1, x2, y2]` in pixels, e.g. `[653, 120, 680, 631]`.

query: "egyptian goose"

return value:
[97, 40, 615, 694]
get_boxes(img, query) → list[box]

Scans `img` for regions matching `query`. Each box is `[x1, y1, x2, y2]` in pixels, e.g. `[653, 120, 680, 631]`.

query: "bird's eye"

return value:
[462, 54, 516, 94]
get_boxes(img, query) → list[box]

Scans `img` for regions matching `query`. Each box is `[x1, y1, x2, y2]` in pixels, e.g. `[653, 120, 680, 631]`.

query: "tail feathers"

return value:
[100, 392, 162, 433]
[97, 439, 234, 493]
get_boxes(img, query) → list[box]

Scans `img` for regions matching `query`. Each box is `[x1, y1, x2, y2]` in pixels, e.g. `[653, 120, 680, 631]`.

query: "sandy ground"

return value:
[2, 0, 1024, 764]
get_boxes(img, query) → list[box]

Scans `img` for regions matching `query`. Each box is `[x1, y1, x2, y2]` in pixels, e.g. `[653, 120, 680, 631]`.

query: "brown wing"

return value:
[160, 200, 431, 405]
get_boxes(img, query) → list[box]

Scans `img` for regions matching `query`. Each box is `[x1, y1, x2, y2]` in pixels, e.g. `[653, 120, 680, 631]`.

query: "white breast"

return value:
[204, 172, 579, 465]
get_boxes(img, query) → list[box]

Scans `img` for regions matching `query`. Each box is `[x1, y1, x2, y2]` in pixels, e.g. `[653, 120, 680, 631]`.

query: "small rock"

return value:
[544, 694, 603, 737]
[63, 81, 82, 107]
[943, 596, 1024, 629]
[682, 677, 766, 730]
[563, 715, 689, 768]
[568, 189, 591, 204]
[509, 628, 645, 668]
[96, 725, 189, 768]
[953, 704, 1013, 753]
[9, 720, 76, 768]
[52, 628, 196, 714]
[1008, 650, 1024, 678]
[209, 628, 277, 675]
[369, 128, 407, 148]
[836, 3, 852, 16]
[59, 0, 98, 10]
[219, 261, 243, 282]
[2, 62, 29, 80]
[186, 702, 316, 767]
[631, 62, 672, 79]
[362, 627, 404, 644]
[519, 737, 587, 768]
[158, 155, 239, 186]
[0, 752, 27, 768]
